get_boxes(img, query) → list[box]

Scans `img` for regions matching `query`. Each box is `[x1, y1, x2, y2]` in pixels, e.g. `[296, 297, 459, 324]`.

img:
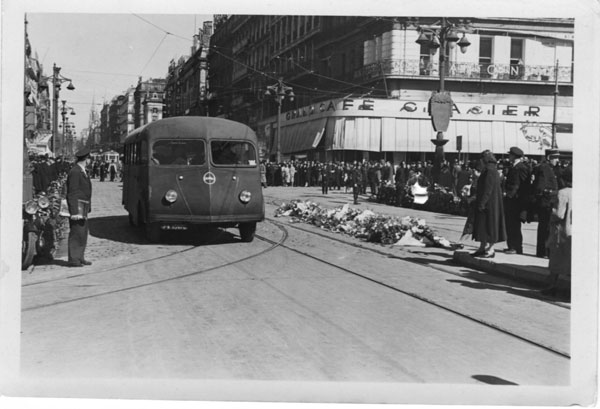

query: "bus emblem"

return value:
[203, 172, 216, 185]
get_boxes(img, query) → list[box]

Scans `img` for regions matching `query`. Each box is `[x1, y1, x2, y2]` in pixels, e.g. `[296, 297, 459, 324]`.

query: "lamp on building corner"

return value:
[416, 18, 471, 184]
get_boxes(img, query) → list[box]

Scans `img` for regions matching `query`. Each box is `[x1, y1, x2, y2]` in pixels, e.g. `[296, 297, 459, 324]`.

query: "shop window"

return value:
[479, 37, 493, 78]
[510, 38, 524, 79]
[419, 41, 432, 75]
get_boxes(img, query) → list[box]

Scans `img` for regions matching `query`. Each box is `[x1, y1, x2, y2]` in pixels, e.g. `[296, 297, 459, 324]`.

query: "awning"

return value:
[280, 118, 327, 154]
[328, 117, 381, 151]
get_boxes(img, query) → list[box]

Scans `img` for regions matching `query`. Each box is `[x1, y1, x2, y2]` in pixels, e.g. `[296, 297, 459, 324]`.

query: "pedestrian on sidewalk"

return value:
[260, 160, 267, 188]
[503, 146, 531, 254]
[109, 159, 118, 182]
[320, 164, 329, 194]
[470, 150, 506, 258]
[351, 163, 363, 205]
[532, 150, 559, 258]
[540, 166, 572, 298]
[66, 147, 93, 267]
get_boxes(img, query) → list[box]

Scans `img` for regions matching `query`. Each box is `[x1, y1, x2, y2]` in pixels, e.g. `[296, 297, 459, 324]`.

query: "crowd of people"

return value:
[464, 147, 572, 299]
[259, 150, 573, 298]
[87, 158, 121, 182]
[28, 154, 72, 194]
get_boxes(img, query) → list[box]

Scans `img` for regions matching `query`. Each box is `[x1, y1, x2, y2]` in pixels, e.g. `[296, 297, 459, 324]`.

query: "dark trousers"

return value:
[68, 218, 89, 263]
[536, 206, 552, 257]
[353, 185, 359, 204]
[321, 179, 328, 194]
[504, 198, 523, 253]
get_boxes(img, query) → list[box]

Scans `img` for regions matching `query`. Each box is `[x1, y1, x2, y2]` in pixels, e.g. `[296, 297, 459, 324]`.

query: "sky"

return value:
[26, 13, 212, 136]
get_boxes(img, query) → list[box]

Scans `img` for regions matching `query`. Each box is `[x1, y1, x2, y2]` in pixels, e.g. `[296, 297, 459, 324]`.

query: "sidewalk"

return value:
[262, 186, 553, 287]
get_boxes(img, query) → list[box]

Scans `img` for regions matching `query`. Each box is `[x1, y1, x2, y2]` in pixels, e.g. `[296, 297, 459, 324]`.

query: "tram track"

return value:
[256, 217, 570, 359]
[22, 223, 289, 311]
[264, 197, 567, 309]
[23, 211, 569, 359]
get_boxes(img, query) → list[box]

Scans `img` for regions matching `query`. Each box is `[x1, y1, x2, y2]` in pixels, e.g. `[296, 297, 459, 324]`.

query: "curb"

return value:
[452, 250, 551, 286]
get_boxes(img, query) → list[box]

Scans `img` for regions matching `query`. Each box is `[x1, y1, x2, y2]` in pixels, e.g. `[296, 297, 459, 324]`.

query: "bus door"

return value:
[148, 139, 211, 222]
[208, 139, 262, 219]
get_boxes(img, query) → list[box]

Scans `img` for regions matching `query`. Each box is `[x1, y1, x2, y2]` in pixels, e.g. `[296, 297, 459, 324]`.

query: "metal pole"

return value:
[51, 64, 59, 155]
[432, 18, 448, 184]
[61, 101, 66, 157]
[276, 95, 282, 163]
[439, 18, 446, 93]
[551, 59, 559, 149]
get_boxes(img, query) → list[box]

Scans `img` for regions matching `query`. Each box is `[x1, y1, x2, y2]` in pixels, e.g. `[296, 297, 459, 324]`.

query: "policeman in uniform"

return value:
[503, 146, 531, 255]
[67, 147, 93, 267]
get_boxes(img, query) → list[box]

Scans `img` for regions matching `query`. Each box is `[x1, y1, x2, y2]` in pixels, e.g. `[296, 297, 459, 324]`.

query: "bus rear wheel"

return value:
[239, 222, 256, 242]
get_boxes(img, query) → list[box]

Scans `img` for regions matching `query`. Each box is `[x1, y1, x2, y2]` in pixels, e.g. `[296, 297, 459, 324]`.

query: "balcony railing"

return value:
[354, 59, 573, 83]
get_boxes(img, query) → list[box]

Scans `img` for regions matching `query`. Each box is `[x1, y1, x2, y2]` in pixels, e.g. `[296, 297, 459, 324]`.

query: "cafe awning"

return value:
[327, 117, 382, 151]
[280, 117, 328, 154]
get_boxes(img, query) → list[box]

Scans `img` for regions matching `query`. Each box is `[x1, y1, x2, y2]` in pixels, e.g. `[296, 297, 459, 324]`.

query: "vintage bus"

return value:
[122, 116, 264, 242]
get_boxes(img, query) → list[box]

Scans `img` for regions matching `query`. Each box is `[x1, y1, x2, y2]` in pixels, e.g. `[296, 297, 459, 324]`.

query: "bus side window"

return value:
[140, 140, 148, 165]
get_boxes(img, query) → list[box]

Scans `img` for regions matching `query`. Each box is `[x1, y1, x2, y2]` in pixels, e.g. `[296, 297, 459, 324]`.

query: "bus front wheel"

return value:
[239, 222, 256, 243]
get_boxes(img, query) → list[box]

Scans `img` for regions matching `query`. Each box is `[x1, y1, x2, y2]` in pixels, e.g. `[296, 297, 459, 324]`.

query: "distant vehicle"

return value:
[122, 116, 265, 242]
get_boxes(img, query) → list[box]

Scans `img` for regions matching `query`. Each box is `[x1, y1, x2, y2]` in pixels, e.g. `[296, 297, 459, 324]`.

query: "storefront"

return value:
[257, 96, 572, 163]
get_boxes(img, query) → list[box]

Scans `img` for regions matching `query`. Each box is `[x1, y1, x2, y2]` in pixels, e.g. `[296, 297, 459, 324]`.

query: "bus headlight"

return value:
[165, 190, 178, 203]
[239, 190, 252, 204]
[25, 200, 39, 215]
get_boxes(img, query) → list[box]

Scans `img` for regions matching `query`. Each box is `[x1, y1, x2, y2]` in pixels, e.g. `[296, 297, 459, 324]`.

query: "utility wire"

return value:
[131, 13, 192, 42]
[139, 33, 169, 76]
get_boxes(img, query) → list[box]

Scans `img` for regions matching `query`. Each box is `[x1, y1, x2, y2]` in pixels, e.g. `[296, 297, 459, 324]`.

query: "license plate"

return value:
[160, 225, 188, 231]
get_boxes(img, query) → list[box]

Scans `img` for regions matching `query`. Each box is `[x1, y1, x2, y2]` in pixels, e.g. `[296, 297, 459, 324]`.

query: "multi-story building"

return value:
[208, 16, 574, 163]
[164, 21, 212, 118]
[134, 77, 166, 128]
[116, 87, 135, 143]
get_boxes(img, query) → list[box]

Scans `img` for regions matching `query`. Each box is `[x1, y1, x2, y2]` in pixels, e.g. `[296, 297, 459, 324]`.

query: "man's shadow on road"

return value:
[393, 252, 554, 302]
[88, 215, 241, 246]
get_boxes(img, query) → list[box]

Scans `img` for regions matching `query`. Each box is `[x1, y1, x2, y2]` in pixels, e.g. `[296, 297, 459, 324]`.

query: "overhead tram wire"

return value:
[138, 33, 169, 76]
[209, 46, 367, 100]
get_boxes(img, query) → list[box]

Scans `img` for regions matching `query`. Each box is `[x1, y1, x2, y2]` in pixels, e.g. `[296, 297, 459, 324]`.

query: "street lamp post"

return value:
[59, 100, 76, 157]
[265, 78, 294, 163]
[50, 63, 75, 156]
[416, 18, 471, 183]
[551, 59, 559, 149]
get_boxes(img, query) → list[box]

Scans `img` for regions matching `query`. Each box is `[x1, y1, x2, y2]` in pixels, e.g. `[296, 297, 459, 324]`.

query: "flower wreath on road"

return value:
[274, 200, 462, 249]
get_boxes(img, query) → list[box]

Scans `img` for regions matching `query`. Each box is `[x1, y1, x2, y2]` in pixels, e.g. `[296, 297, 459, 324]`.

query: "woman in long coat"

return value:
[541, 166, 572, 298]
[471, 150, 506, 258]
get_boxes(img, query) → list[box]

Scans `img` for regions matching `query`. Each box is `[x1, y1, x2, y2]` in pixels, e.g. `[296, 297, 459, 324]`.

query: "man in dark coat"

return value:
[66, 147, 93, 267]
[532, 150, 559, 258]
[350, 164, 363, 205]
[503, 146, 531, 254]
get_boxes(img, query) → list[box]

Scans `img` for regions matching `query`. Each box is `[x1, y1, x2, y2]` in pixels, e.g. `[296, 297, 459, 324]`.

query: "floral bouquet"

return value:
[274, 200, 460, 249]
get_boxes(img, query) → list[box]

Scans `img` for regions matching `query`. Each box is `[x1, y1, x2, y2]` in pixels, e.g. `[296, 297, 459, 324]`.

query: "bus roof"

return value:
[124, 117, 256, 145]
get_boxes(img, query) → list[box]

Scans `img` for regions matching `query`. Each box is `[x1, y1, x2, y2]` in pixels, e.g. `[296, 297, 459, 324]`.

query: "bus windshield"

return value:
[151, 139, 206, 166]
[211, 141, 257, 166]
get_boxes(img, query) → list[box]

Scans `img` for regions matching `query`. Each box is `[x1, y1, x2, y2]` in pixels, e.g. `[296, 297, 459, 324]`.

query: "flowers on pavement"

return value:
[274, 200, 458, 249]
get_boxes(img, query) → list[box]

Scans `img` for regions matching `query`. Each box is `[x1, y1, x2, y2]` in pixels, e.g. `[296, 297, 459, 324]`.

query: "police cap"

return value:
[508, 146, 524, 158]
[75, 147, 91, 160]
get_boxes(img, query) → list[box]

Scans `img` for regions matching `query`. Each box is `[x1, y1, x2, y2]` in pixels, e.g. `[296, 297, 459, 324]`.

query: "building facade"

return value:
[116, 87, 135, 143]
[164, 21, 212, 118]
[208, 16, 574, 162]
[134, 77, 166, 128]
